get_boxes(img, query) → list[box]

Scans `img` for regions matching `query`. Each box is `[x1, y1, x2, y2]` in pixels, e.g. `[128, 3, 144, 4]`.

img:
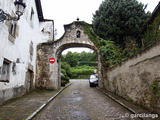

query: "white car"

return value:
[89, 74, 98, 87]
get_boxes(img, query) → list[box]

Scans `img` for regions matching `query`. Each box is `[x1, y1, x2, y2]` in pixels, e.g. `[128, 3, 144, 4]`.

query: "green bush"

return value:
[61, 62, 71, 78]
[143, 15, 160, 46]
[79, 61, 97, 66]
[61, 51, 97, 79]
[99, 40, 121, 66]
[70, 65, 95, 79]
[61, 62, 71, 86]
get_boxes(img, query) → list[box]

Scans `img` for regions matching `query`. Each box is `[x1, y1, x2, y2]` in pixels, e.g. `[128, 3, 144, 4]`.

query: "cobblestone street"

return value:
[33, 80, 140, 120]
[0, 88, 66, 120]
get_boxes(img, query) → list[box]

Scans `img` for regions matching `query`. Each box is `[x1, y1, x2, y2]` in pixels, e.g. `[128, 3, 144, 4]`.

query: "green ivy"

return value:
[82, 22, 101, 47]
[143, 14, 160, 46]
[82, 22, 139, 69]
[99, 40, 121, 67]
[151, 81, 159, 95]
[150, 80, 160, 108]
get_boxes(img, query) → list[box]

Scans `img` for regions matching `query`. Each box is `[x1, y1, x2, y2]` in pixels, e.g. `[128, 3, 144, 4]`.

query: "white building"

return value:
[0, 0, 54, 103]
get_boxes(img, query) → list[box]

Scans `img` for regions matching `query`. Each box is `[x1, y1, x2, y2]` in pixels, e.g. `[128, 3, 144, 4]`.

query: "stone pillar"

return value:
[36, 45, 48, 89]
[36, 44, 59, 90]
[57, 57, 61, 88]
[49, 54, 59, 89]
[98, 51, 103, 88]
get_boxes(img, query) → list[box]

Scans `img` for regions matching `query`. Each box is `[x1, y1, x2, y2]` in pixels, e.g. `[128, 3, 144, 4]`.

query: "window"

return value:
[8, 21, 17, 43]
[76, 30, 81, 38]
[30, 8, 34, 20]
[0, 59, 11, 82]
[25, 69, 34, 92]
[29, 41, 33, 61]
[90, 75, 96, 79]
[30, 8, 34, 28]
[9, 21, 17, 38]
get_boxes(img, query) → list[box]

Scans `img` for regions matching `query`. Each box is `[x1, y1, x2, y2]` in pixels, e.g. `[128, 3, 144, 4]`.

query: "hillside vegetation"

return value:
[83, 0, 153, 69]
[61, 51, 97, 85]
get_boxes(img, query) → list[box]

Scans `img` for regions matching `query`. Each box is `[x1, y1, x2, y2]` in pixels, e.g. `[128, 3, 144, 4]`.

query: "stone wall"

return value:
[36, 21, 103, 90]
[104, 41, 160, 112]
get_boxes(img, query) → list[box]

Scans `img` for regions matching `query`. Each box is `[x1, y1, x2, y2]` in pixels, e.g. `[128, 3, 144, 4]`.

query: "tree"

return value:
[92, 0, 150, 47]
[62, 51, 97, 67]
[65, 52, 78, 67]
[78, 51, 96, 62]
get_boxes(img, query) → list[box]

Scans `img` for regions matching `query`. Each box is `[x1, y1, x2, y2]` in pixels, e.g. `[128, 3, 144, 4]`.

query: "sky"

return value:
[41, 0, 160, 54]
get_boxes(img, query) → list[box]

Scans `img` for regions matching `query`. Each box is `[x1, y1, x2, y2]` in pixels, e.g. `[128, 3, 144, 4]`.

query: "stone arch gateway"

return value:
[36, 21, 102, 89]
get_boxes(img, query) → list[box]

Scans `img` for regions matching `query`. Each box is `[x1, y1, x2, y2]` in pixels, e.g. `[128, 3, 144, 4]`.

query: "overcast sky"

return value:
[41, 0, 160, 54]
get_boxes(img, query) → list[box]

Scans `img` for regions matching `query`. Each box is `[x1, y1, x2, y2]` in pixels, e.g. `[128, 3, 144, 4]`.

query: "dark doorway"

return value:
[25, 70, 34, 92]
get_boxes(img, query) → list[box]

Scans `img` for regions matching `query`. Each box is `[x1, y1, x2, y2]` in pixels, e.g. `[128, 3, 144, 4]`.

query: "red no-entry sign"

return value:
[49, 58, 55, 64]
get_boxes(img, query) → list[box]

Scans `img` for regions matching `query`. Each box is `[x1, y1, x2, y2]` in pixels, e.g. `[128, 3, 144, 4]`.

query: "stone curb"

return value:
[25, 83, 72, 120]
[96, 87, 144, 120]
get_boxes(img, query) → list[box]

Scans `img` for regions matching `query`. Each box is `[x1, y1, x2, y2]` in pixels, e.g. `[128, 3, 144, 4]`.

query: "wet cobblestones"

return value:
[33, 80, 140, 120]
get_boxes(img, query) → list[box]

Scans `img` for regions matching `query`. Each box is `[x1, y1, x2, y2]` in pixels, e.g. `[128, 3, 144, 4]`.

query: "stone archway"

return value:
[36, 21, 102, 89]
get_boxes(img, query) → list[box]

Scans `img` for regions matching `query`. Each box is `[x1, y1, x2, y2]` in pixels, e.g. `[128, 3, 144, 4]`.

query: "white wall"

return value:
[40, 21, 54, 41]
[0, 0, 53, 101]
